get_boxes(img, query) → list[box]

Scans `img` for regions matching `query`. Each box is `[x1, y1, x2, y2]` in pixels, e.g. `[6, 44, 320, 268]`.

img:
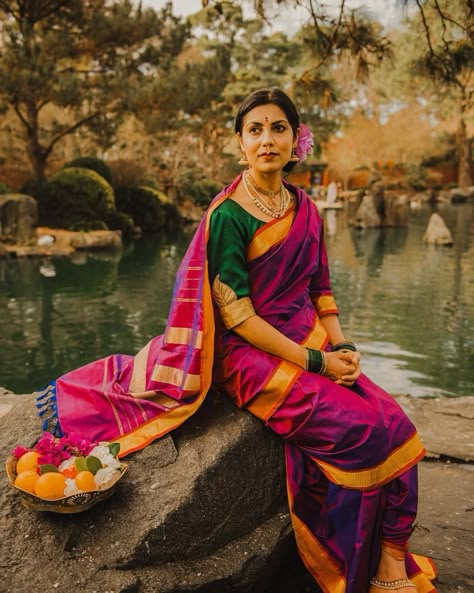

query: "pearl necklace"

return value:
[243, 171, 290, 219]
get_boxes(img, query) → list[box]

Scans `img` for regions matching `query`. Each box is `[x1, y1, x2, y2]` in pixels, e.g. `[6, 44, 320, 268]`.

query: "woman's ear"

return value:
[237, 132, 244, 151]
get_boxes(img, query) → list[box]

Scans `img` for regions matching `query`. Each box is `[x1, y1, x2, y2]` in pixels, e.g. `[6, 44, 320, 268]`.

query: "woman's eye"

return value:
[274, 124, 286, 132]
[249, 126, 261, 134]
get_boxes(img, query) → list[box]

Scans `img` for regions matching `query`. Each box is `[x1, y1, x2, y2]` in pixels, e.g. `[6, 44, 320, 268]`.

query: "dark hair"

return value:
[234, 88, 300, 172]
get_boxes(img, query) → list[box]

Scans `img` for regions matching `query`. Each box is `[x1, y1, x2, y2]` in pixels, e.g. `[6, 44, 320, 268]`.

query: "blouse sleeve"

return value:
[207, 205, 256, 329]
[308, 221, 339, 317]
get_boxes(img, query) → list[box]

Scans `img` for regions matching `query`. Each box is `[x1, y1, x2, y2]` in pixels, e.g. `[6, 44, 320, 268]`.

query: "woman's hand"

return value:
[324, 350, 361, 387]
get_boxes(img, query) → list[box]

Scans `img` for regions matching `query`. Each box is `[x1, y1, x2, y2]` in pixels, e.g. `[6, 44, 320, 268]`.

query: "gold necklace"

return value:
[246, 172, 281, 210]
[243, 171, 290, 219]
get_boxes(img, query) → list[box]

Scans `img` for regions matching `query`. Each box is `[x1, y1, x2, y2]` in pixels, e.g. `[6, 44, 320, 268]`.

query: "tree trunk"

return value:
[457, 93, 472, 188]
[26, 104, 48, 181]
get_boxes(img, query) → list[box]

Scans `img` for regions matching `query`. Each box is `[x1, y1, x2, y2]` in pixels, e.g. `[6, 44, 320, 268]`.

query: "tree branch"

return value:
[44, 112, 100, 157]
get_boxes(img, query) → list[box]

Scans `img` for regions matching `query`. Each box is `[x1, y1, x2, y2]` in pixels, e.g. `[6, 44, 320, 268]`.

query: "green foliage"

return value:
[405, 164, 428, 191]
[178, 170, 222, 207]
[60, 167, 115, 208]
[0, 182, 9, 194]
[0, 1, 189, 179]
[65, 157, 113, 185]
[104, 209, 135, 237]
[23, 168, 114, 230]
[115, 185, 180, 232]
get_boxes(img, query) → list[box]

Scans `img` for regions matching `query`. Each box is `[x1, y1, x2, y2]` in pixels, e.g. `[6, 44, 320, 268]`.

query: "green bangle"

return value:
[333, 341, 357, 352]
[304, 348, 326, 375]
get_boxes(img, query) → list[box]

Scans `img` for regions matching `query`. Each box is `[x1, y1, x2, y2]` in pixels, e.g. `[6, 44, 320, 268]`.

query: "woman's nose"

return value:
[261, 128, 274, 145]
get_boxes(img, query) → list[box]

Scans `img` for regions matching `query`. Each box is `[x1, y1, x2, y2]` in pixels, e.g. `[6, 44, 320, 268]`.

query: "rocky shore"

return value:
[0, 388, 472, 593]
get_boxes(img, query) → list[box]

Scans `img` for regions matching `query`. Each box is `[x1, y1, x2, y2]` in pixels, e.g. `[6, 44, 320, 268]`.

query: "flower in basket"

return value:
[11, 432, 122, 500]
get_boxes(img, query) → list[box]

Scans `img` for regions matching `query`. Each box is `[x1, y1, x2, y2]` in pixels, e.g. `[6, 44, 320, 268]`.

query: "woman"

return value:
[37, 89, 437, 593]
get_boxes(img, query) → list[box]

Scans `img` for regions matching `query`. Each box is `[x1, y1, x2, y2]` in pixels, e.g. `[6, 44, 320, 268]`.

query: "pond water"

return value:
[1, 201, 473, 398]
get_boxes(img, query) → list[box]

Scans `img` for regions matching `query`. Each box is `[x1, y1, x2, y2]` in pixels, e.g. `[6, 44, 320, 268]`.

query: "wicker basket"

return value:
[6, 455, 128, 514]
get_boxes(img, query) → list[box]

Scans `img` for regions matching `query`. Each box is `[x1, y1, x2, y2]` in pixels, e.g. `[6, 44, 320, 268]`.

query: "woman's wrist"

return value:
[304, 347, 327, 375]
[332, 340, 357, 352]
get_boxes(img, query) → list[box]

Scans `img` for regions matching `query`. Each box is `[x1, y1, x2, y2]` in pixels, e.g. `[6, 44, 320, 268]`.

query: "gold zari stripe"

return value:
[247, 208, 295, 262]
[165, 326, 203, 348]
[220, 296, 256, 329]
[151, 364, 201, 392]
[129, 341, 151, 394]
[315, 433, 425, 489]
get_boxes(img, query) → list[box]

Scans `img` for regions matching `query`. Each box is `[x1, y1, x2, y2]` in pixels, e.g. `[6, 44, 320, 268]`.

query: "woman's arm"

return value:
[233, 314, 360, 384]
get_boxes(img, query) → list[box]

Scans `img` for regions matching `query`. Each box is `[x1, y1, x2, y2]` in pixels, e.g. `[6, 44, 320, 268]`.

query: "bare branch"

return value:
[44, 112, 100, 157]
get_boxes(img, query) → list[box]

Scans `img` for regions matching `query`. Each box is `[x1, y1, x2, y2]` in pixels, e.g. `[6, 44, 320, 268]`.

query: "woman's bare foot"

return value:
[368, 546, 415, 593]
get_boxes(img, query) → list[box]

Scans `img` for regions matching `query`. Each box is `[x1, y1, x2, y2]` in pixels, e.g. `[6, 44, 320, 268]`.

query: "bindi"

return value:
[265, 116, 269, 122]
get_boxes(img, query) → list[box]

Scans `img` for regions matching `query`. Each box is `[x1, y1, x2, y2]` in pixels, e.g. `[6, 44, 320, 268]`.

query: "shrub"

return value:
[109, 159, 146, 190]
[178, 170, 222, 207]
[0, 182, 9, 194]
[115, 185, 180, 232]
[405, 164, 428, 192]
[104, 209, 135, 236]
[65, 156, 113, 185]
[23, 168, 115, 231]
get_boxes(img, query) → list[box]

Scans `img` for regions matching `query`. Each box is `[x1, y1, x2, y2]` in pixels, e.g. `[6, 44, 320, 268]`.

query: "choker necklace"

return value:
[243, 171, 290, 219]
[247, 172, 281, 198]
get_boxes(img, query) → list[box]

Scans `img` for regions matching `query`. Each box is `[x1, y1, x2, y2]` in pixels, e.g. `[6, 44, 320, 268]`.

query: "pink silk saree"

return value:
[36, 173, 436, 593]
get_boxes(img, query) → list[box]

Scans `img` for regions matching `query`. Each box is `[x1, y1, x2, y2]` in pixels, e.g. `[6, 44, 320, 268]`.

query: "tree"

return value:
[0, 0, 188, 180]
[399, 0, 473, 186]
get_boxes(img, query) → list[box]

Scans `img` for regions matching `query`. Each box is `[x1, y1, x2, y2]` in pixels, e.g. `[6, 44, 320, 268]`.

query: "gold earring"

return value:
[289, 148, 299, 163]
[238, 152, 249, 165]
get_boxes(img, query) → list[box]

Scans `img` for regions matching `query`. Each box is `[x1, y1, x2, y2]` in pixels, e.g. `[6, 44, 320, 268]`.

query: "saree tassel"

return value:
[35, 383, 62, 436]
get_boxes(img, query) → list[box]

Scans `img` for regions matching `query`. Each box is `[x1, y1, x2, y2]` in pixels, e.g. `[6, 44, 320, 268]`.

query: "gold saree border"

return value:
[315, 433, 426, 490]
[114, 192, 230, 457]
[287, 484, 346, 593]
[411, 554, 437, 581]
[246, 316, 329, 421]
[247, 206, 296, 262]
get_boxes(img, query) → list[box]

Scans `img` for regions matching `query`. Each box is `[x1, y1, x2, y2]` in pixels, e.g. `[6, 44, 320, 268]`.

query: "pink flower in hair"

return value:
[295, 123, 314, 162]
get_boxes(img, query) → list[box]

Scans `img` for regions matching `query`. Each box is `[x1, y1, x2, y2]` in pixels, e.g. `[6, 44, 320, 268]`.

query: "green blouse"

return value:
[207, 198, 265, 328]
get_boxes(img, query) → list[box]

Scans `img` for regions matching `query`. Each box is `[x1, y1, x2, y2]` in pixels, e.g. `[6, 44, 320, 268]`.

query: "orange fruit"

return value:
[34, 472, 67, 500]
[14, 470, 39, 493]
[75, 470, 96, 492]
[16, 451, 40, 474]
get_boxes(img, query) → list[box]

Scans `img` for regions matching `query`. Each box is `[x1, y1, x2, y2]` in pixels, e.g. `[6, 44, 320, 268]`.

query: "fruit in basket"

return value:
[16, 451, 40, 474]
[34, 472, 67, 499]
[75, 471, 96, 492]
[14, 470, 39, 493]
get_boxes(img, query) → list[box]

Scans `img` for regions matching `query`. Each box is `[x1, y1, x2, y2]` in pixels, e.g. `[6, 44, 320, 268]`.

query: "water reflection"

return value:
[0, 205, 473, 398]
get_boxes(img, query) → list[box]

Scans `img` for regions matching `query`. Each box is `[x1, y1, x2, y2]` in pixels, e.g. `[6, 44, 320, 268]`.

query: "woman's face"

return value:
[238, 103, 297, 175]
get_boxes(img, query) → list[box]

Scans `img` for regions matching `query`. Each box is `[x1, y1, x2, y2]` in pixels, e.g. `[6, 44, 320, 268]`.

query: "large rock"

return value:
[0, 392, 297, 593]
[1, 390, 473, 593]
[350, 191, 408, 228]
[423, 213, 454, 246]
[0, 193, 38, 243]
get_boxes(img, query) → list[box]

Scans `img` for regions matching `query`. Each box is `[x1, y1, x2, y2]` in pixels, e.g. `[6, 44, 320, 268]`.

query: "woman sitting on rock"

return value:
[37, 88, 437, 593]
